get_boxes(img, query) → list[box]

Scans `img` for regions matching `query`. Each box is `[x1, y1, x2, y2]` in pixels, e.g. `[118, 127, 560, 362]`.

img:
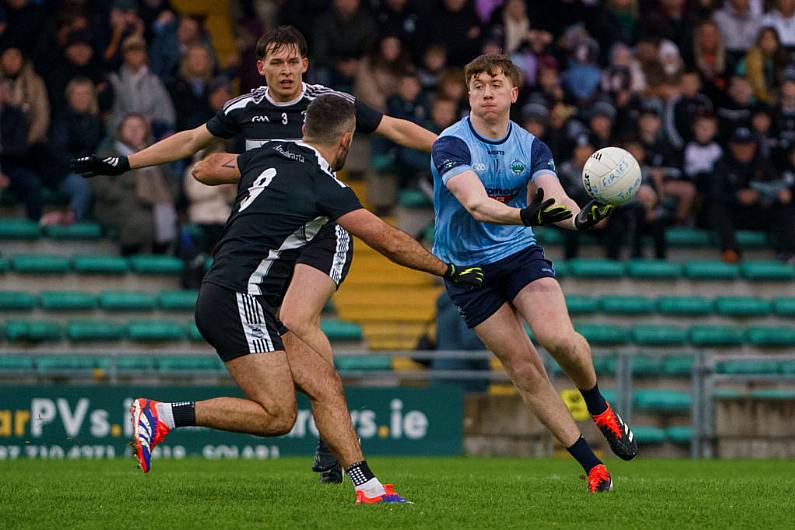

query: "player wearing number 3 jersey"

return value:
[431, 54, 636, 493]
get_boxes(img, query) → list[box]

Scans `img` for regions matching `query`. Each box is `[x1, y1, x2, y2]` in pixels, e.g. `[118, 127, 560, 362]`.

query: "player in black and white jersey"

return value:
[127, 95, 482, 504]
[70, 26, 437, 482]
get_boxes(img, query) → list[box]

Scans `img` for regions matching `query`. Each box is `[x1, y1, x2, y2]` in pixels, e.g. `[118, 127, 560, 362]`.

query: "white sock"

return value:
[355, 477, 386, 497]
[155, 402, 175, 429]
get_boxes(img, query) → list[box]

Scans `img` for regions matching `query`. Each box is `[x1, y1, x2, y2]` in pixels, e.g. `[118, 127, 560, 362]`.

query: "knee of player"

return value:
[511, 359, 548, 389]
[279, 310, 321, 337]
[269, 406, 298, 436]
[537, 329, 581, 357]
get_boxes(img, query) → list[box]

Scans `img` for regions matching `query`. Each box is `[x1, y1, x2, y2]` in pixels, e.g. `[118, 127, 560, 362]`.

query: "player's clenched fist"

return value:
[520, 188, 572, 226]
[69, 155, 130, 178]
[444, 263, 484, 288]
[574, 199, 615, 231]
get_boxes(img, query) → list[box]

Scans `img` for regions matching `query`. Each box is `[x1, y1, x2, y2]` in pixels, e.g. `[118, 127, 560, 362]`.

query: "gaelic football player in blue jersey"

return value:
[431, 54, 637, 493]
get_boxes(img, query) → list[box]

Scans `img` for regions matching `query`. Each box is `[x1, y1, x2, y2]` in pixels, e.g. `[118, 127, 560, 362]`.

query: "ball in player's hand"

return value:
[581, 146, 642, 206]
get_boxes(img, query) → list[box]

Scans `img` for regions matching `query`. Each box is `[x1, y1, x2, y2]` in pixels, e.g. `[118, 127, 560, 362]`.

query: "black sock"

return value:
[172, 401, 196, 427]
[579, 383, 608, 415]
[346, 460, 375, 487]
[567, 436, 602, 473]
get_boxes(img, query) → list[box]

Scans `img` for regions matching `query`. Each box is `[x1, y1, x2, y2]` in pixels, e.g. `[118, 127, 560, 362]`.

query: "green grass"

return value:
[1, 457, 794, 529]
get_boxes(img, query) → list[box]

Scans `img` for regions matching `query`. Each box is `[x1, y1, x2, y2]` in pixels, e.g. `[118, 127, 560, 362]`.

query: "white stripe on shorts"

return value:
[235, 292, 275, 353]
[329, 225, 350, 285]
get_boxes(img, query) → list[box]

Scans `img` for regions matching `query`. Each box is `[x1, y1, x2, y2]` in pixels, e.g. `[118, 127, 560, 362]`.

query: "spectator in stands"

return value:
[418, 0, 482, 67]
[373, 0, 420, 57]
[150, 13, 213, 81]
[774, 74, 795, 156]
[640, 0, 694, 65]
[692, 20, 732, 103]
[0, 0, 47, 56]
[101, 2, 145, 71]
[665, 70, 713, 150]
[634, 35, 663, 92]
[353, 34, 411, 113]
[761, 0, 795, 49]
[750, 104, 777, 163]
[91, 113, 177, 256]
[487, 0, 531, 56]
[738, 26, 788, 106]
[109, 35, 176, 139]
[705, 127, 795, 263]
[418, 44, 448, 98]
[716, 76, 754, 142]
[311, 0, 377, 91]
[587, 100, 616, 150]
[47, 77, 102, 224]
[683, 113, 722, 193]
[712, 0, 762, 60]
[0, 82, 42, 220]
[545, 101, 576, 161]
[520, 100, 548, 142]
[436, 68, 468, 115]
[536, 57, 565, 105]
[603, 0, 639, 46]
[561, 38, 602, 104]
[0, 47, 49, 147]
[604, 138, 667, 260]
[166, 43, 215, 132]
[558, 134, 599, 259]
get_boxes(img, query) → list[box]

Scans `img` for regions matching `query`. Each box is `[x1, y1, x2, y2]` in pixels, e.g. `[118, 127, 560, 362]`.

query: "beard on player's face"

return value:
[331, 135, 353, 172]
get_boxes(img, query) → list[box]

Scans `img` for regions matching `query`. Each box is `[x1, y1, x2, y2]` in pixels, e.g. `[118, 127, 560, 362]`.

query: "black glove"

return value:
[519, 188, 573, 226]
[574, 199, 615, 231]
[69, 155, 130, 177]
[444, 263, 484, 288]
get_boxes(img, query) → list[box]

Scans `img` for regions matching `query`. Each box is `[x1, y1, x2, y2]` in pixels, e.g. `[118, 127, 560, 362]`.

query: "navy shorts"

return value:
[444, 245, 556, 328]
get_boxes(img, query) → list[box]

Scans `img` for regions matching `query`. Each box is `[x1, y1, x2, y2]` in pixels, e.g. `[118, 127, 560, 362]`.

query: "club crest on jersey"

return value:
[510, 159, 525, 175]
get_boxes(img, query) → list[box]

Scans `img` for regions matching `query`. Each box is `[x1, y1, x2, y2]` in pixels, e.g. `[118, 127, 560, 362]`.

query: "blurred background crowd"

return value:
[3, 0, 795, 267]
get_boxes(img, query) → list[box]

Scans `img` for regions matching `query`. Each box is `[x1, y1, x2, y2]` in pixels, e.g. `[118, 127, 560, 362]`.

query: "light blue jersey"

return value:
[431, 116, 557, 265]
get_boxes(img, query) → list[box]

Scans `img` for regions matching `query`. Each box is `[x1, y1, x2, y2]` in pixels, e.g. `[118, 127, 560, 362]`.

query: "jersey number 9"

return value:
[239, 168, 277, 212]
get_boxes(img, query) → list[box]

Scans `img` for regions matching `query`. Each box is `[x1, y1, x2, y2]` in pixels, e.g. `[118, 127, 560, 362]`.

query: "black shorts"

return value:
[296, 222, 354, 287]
[444, 245, 557, 328]
[195, 282, 286, 362]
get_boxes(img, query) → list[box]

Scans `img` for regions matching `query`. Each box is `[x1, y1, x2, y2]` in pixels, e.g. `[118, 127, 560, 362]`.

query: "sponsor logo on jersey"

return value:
[251, 115, 270, 122]
[274, 144, 305, 162]
[487, 149, 504, 155]
[510, 159, 525, 175]
[486, 185, 520, 203]
[472, 162, 487, 172]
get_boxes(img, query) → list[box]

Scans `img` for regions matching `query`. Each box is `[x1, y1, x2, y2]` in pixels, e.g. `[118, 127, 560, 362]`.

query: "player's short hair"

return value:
[464, 54, 521, 88]
[256, 25, 308, 60]
[304, 94, 356, 144]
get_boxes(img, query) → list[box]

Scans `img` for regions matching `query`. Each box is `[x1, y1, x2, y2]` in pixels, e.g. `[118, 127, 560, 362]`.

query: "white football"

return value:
[581, 146, 642, 206]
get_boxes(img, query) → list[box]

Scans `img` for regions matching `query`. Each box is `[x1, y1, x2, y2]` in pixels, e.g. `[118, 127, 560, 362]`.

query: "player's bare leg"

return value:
[280, 264, 344, 482]
[512, 278, 637, 461]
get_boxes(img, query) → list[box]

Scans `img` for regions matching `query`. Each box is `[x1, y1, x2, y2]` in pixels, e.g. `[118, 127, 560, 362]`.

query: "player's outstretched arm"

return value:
[191, 153, 241, 185]
[70, 124, 216, 177]
[375, 115, 437, 152]
[336, 209, 483, 287]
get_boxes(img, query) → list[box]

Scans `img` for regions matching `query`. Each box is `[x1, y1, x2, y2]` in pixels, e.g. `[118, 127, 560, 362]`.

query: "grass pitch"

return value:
[1, 457, 794, 529]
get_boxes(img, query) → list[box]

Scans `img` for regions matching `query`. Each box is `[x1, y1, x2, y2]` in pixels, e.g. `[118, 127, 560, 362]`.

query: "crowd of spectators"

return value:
[2, 0, 795, 264]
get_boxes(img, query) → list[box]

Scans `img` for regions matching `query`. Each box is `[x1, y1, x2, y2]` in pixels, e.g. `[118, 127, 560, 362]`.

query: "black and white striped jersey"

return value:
[202, 141, 362, 297]
[206, 83, 384, 151]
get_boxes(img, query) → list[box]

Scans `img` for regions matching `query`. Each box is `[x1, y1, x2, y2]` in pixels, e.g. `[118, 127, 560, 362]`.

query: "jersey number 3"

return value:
[239, 168, 276, 212]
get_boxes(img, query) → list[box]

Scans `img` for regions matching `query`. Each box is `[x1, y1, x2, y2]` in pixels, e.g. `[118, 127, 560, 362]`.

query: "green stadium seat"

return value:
[715, 296, 771, 317]
[600, 295, 655, 315]
[772, 298, 795, 318]
[712, 389, 745, 399]
[630, 324, 688, 346]
[129, 255, 183, 275]
[4, 320, 62, 341]
[634, 389, 691, 413]
[0, 257, 8, 273]
[335, 355, 392, 371]
[684, 261, 739, 280]
[534, 228, 564, 246]
[127, 320, 186, 341]
[735, 230, 768, 248]
[741, 261, 795, 281]
[0, 355, 35, 371]
[186, 322, 204, 342]
[632, 426, 666, 444]
[592, 354, 615, 376]
[40, 291, 97, 311]
[626, 259, 683, 279]
[158, 356, 222, 373]
[666, 227, 712, 247]
[688, 325, 743, 347]
[601, 388, 618, 403]
[750, 389, 795, 400]
[0, 218, 40, 239]
[36, 355, 109, 372]
[552, 261, 568, 278]
[12, 254, 70, 274]
[781, 361, 795, 375]
[574, 323, 628, 345]
[716, 360, 781, 375]
[320, 319, 363, 341]
[72, 255, 129, 274]
[398, 189, 432, 208]
[663, 355, 694, 378]
[565, 295, 598, 315]
[114, 355, 157, 372]
[631, 355, 664, 377]
[67, 320, 125, 341]
[43, 222, 102, 240]
[568, 259, 624, 278]
[745, 326, 795, 347]
[657, 296, 713, 316]
[159, 290, 198, 311]
[0, 291, 36, 311]
[99, 291, 157, 312]
[665, 426, 693, 444]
